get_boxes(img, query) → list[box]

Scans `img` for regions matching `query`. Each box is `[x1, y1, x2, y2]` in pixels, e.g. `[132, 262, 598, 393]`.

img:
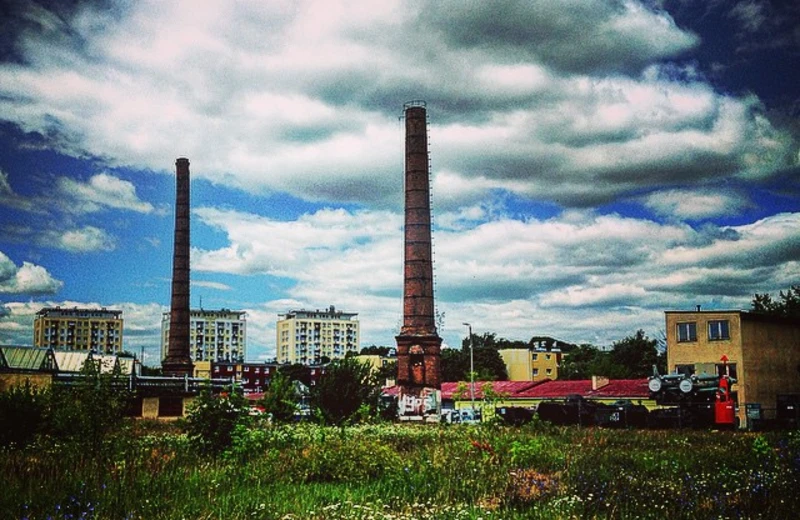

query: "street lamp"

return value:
[463, 322, 475, 415]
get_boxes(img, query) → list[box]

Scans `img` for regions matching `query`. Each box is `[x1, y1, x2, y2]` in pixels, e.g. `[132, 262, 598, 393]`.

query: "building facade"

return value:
[498, 348, 561, 382]
[210, 361, 326, 394]
[276, 306, 359, 365]
[33, 307, 123, 354]
[161, 308, 246, 363]
[665, 309, 800, 425]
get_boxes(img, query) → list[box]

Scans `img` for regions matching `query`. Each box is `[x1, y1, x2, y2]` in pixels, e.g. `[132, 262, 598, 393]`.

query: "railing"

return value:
[52, 372, 239, 395]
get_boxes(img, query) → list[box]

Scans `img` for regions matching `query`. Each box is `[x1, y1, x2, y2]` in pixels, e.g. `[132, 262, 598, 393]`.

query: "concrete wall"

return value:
[498, 349, 532, 381]
[741, 317, 800, 419]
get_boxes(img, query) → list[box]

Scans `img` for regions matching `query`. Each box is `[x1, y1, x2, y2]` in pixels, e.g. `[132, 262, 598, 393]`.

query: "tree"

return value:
[752, 285, 800, 319]
[279, 363, 312, 387]
[375, 360, 397, 383]
[609, 330, 664, 378]
[472, 348, 508, 381]
[442, 334, 508, 383]
[310, 357, 380, 425]
[441, 347, 469, 382]
[359, 345, 394, 356]
[559, 344, 602, 380]
[259, 371, 297, 423]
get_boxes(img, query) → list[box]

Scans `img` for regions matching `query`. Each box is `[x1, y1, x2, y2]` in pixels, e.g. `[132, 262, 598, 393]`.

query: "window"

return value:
[708, 320, 730, 341]
[533, 368, 539, 376]
[675, 364, 695, 376]
[677, 322, 697, 342]
[532, 354, 538, 361]
[546, 354, 552, 361]
[546, 368, 553, 375]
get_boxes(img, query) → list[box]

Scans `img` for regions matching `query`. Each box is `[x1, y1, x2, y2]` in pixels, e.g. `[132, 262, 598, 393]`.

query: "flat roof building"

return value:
[33, 307, 123, 354]
[276, 306, 359, 365]
[665, 309, 800, 426]
[161, 308, 247, 363]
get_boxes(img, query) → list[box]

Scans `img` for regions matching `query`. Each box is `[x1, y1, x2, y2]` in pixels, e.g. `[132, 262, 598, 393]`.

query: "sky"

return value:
[0, 0, 798, 365]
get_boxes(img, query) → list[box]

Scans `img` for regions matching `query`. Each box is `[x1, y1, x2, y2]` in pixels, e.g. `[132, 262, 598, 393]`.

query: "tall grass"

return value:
[2, 420, 799, 519]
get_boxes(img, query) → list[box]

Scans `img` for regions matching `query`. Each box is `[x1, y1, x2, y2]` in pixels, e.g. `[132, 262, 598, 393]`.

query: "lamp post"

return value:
[463, 322, 475, 415]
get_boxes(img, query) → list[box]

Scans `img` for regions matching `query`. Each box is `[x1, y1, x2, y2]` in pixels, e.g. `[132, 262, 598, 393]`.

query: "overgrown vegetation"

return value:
[2, 416, 799, 519]
[310, 356, 381, 425]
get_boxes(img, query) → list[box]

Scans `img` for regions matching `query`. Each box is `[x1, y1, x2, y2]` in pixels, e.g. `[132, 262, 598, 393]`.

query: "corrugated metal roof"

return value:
[94, 354, 118, 374]
[383, 378, 650, 401]
[117, 357, 135, 375]
[588, 379, 650, 398]
[440, 380, 543, 399]
[52, 351, 92, 373]
[514, 380, 593, 398]
[1, 346, 54, 371]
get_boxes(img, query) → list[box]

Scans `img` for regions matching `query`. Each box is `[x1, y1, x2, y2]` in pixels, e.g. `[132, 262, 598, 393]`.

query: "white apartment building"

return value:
[276, 306, 359, 365]
[161, 308, 246, 362]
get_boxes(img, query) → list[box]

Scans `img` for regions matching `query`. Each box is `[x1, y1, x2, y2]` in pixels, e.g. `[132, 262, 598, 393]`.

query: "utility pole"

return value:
[463, 322, 475, 414]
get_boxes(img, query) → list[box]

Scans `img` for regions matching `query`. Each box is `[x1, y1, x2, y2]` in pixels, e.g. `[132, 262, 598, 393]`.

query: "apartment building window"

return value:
[676, 322, 697, 342]
[533, 368, 539, 376]
[546, 368, 553, 376]
[708, 320, 730, 341]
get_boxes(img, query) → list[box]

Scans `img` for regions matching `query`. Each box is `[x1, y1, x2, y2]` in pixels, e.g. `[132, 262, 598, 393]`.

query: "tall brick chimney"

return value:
[396, 101, 442, 421]
[162, 157, 193, 377]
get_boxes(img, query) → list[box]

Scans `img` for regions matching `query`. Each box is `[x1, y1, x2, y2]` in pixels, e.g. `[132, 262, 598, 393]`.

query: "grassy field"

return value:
[2, 418, 799, 519]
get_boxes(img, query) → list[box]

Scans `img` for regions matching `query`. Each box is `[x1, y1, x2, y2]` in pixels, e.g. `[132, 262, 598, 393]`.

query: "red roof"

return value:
[383, 378, 649, 401]
[439, 380, 545, 399]
[588, 379, 650, 398]
[514, 380, 593, 398]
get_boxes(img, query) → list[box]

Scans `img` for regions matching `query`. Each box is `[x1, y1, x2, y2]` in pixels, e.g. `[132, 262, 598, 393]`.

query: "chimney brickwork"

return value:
[162, 157, 194, 376]
[396, 102, 442, 404]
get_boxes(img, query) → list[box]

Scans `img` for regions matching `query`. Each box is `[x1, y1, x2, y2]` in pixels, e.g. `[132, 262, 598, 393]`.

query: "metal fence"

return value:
[52, 372, 239, 395]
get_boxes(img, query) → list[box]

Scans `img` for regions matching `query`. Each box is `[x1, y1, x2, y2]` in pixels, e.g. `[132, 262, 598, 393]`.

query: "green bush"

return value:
[183, 388, 250, 455]
[311, 357, 380, 425]
[259, 370, 297, 423]
[47, 361, 130, 449]
[0, 382, 49, 448]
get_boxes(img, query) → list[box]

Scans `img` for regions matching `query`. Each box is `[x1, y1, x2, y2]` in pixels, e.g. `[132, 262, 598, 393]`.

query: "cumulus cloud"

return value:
[192, 206, 402, 283]
[0, 0, 793, 209]
[643, 188, 751, 220]
[56, 173, 155, 214]
[0, 251, 63, 295]
[185, 204, 800, 353]
[0, 1, 797, 358]
[43, 226, 116, 253]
